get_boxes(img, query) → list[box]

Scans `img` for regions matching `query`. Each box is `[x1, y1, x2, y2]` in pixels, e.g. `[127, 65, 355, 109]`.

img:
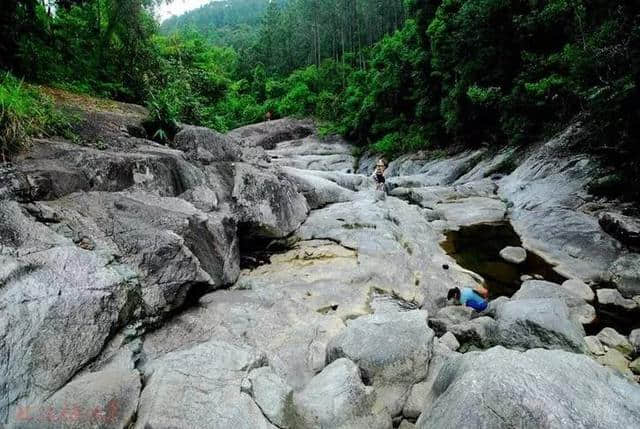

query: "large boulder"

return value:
[268, 135, 356, 173]
[416, 347, 640, 428]
[491, 298, 586, 352]
[173, 125, 241, 163]
[608, 253, 640, 298]
[326, 310, 434, 416]
[433, 197, 506, 227]
[281, 166, 355, 209]
[512, 280, 596, 325]
[233, 163, 309, 238]
[135, 340, 273, 429]
[291, 358, 391, 429]
[227, 118, 314, 150]
[242, 367, 293, 428]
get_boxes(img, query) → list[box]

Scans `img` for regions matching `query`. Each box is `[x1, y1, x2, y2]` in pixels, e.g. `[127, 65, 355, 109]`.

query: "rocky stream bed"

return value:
[1, 103, 640, 428]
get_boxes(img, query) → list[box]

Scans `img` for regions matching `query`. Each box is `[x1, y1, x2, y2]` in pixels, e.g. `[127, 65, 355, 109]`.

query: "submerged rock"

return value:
[499, 246, 527, 264]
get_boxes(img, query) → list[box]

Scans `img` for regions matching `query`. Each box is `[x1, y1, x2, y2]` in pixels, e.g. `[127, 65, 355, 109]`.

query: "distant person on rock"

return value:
[447, 286, 489, 312]
[372, 157, 388, 192]
[265, 110, 272, 121]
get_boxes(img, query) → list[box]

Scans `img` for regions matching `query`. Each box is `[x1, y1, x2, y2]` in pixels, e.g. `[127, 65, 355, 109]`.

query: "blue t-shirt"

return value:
[460, 287, 488, 311]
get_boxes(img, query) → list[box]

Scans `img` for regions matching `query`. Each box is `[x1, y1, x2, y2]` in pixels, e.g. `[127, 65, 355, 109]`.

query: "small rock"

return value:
[608, 254, 640, 298]
[520, 274, 533, 282]
[596, 288, 638, 311]
[499, 246, 527, 264]
[399, 420, 416, 429]
[630, 329, 640, 355]
[534, 274, 544, 280]
[584, 336, 606, 356]
[596, 327, 634, 356]
[440, 332, 460, 351]
[630, 358, 640, 374]
[597, 348, 633, 378]
[561, 279, 595, 302]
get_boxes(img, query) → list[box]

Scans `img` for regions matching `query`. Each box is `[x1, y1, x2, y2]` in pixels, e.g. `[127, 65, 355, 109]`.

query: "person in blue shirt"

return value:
[447, 286, 489, 312]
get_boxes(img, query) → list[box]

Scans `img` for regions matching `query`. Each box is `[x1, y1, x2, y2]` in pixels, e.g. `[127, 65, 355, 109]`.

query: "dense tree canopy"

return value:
[1, 0, 639, 198]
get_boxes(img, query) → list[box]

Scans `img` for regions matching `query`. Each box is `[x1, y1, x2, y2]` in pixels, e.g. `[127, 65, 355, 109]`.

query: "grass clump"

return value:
[0, 72, 74, 161]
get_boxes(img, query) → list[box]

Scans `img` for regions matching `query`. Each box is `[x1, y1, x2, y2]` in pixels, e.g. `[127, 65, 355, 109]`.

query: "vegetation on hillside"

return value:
[1, 0, 638, 198]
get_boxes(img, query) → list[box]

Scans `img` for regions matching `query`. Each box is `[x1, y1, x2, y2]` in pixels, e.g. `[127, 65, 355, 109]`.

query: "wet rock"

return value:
[560, 279, 594, 302]
[242, 366, 293, 428]
[491, 298, 586, 352]
[596, 288, 638, 311]
[326, 310, 434, 416]
[608, 253, 640, 298]
[292, 358, 391, 429]
[135, 340, 272, 429]
[11, 368, 141, 429]
[584, 336, 606, 356]
[499, 246, 527, 264]
[599, 212, 640, 247]
[439, 332, 460, 351]
[596, 327, 633, 356]
[512, 280, 596, 325]
[416, 346, 640, 428]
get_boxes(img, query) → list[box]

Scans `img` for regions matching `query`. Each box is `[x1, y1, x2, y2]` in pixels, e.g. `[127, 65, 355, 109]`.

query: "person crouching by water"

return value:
[373, 158, 388, 192]
[447, 285, 489, 312]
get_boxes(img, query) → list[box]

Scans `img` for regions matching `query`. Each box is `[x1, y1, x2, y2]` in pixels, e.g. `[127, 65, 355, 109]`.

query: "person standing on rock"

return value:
[372, 158, 388, 192]
[447, 286, 489, 312]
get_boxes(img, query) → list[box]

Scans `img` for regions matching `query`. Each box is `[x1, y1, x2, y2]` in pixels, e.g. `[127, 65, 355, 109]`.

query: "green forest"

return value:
[1, 0, 639, 198]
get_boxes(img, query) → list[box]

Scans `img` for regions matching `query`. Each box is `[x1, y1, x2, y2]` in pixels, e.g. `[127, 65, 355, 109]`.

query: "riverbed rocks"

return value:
[416, 347, 640, 429]
[3, 107, 640, 428]
[597, 288, 638, 311]
[608, 253, 640, 298]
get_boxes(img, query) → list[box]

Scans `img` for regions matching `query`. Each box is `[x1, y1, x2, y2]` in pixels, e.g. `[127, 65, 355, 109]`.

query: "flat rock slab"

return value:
[434, 197, 506, 227]
[135, 340, 273, 429]
[416, 346, 640, 428]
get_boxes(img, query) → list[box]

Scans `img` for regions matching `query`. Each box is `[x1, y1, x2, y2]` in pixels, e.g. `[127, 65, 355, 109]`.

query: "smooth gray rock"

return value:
[630, 329, 640, 355]
[597, 288, 638, 311]
[492, 298, 586, 352]
[416, 346, 640, 429]
[233, 162, 309, 238]
[11, 368, 141, 429]
[173, 125, 241, 163]
[227, 118, 314, 150]
[448, 316, 497, 349]
[242, 367, 293, 428]
[385, 149, 486, 184]
[498, 123, 623, 281]
[281, 166, 355, 209]
[596, 348, 633, 378]
[268, 135, 356, 173]
[292, 358, 391, 429]
[439, 332, 460, 351]
[512, 280, 596, 325]
[135, 340, 273, 429]
[398, 420, 416, 429]
[608, 253, 640, 298]
[596, 327, 634, 356]
[434, 197, 506, 227]
[327, 310, 434, 416]
[584, 336, 606, 356]
[499, 246, 527, 264]
[0, 233, 137, 424]
[599, 211, 640, 246]
[560, 279, 594, 302]
[403, 341, 460, 420]
[429, 306, 474, 335]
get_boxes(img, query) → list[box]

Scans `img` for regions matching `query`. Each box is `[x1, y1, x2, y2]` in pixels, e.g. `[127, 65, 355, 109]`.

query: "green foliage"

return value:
[0, 72, 74, 159]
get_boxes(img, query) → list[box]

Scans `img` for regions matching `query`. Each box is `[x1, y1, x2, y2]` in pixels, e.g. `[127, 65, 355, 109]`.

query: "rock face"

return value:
[416, 347, 640, 429]
[326, 311, 435, 416]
